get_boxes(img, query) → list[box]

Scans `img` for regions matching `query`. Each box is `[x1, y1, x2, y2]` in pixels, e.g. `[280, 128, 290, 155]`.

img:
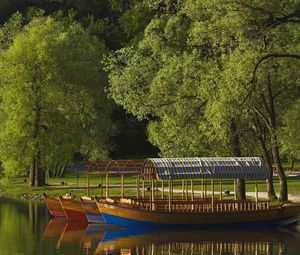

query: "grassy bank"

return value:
[0, 174, 299, 200]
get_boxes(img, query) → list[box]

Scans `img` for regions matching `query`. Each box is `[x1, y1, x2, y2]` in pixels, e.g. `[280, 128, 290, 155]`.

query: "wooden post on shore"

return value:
[205, 179, 207, 198]
[87, 172, 90, 197]
[201, 178, 204, 198]
[220, 179, 223, 200]
[234, 179, 237, 200]
[100, 174, 103, 197]
[161, 180, 164, 199]
[136, 174, 140, 199]
[185, 180, 189, 201]
[142, 179, 145, 198]
[151, 178, 155, 210]
[105, 172, 109, 198]
[191, 179, 194, 210]
[121, 172, 124, 198]
[255, 180, 258, 203]
[171, 180, 174, 199]
[168, 179, 171, 212]
[211, 178, 214, 212]
[182, 180, 185, 198]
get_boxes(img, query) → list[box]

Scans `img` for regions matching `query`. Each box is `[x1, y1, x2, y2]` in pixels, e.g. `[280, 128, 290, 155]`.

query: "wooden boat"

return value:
[43, 194, 65, 217]
[59, 197, 87, 221]
[80, 196, 105, 223]
[97, 199, 300, 228]
[96, 157, 300, 228]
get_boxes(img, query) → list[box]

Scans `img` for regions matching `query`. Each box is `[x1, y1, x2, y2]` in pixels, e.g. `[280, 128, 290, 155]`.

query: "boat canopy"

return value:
[142, 157, 269, 180]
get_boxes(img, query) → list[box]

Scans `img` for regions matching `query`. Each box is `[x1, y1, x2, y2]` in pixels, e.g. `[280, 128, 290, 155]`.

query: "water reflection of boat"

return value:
[42, 217, 300, 254]
[43, 218, 68, 238]
[43, 219, 118, 249]
[58, 222, 89, 244]
[95, 228, 300, 255]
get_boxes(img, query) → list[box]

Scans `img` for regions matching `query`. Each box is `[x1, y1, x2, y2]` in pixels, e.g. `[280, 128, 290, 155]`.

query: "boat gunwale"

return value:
[96, 200, 299, 216]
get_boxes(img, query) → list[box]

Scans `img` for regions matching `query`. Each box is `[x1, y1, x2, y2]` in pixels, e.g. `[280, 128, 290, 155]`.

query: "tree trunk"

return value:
[52, 162, 59, 177]
[29, 158, 35, 187]
[229, 120, 246, 200]
[270, 131, 287, 201]
[236, 179, 246, 200]
[260, 140, 277, 200]
[253, 115, 277, 200]
[290, 157, 295, 171]
[58, 163, 66, 178]
[257, 77, 287, 201]
[33, 149, 44, 187]
[31, 79, 45, 187]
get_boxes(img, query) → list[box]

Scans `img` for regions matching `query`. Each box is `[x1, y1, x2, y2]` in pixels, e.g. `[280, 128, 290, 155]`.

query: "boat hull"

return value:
[97, 202, 300, 228]
[59, 198, 87, 221]
[81, 199, 105, 223]
[44, 197, 65, 217]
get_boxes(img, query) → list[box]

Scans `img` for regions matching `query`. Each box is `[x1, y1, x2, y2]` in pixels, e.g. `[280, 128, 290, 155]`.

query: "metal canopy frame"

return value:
[142, 157, 269, 181]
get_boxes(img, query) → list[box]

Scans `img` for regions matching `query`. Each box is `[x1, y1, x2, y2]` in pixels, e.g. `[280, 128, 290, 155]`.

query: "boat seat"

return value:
[81, 196, 92, 201]
[120, 198, 132, 204]
[106, 198, 115, 203]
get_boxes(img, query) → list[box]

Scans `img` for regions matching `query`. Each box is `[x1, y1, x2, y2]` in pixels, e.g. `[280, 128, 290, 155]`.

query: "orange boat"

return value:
[44, 195, 65, 217]
[59, 197, 87, 221]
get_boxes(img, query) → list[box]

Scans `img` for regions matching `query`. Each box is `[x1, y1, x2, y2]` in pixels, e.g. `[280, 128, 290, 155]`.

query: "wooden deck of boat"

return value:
[100, 197, 271, 213]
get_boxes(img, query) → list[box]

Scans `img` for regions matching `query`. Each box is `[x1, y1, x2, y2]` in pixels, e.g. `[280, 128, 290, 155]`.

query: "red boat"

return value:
[59, 197, 88, 221]
[44, 195, 66, 217]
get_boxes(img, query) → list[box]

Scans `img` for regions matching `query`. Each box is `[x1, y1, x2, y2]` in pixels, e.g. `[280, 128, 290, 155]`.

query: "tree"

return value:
[0, 15, 112, 186]
[106, 0, 300, 200]
[280, 100, 300, 165]
[216, 0, 300, 201]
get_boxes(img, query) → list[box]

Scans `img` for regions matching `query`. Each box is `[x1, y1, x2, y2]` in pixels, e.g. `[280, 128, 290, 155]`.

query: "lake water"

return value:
[0, 197, 300, 255]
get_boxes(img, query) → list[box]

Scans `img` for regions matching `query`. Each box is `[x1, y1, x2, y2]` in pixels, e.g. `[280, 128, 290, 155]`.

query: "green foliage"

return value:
[119, 2, 154, 43]
[280, 100, 300, 159]
[106, 0, 300, 159]
[0, 15, 112, 177]
[0, 12, 23, 50]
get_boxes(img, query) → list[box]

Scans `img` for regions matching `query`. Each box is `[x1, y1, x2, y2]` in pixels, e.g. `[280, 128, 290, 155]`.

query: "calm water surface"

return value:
[0, 197, 300, 255]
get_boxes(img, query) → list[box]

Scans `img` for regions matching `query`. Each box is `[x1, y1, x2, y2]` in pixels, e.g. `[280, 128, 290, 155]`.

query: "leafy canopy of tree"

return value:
[0, 14, 112, 185]
[0, 0, 299, 198]
[0, 0, 158, 178]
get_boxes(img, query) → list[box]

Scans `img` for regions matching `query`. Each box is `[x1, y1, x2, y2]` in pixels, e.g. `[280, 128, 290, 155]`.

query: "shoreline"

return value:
[1, 187, 300, 203]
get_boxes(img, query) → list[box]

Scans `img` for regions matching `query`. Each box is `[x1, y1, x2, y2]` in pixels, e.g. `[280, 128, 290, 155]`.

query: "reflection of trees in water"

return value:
[111, 241, 286, 255]
[0, 198, 50, 255]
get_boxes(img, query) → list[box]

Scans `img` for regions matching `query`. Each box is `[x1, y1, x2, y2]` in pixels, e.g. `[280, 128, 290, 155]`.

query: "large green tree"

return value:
[0, 15, 112, 186]
[106, 0, 300, 200]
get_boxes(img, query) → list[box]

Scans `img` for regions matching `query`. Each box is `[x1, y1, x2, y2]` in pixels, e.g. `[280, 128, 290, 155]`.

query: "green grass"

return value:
[0, 173, 299, 200]
[281, 161, 300, 170]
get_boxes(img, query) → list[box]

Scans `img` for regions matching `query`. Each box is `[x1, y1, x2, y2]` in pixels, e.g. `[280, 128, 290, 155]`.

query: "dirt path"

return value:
[160, 188, 300, 202]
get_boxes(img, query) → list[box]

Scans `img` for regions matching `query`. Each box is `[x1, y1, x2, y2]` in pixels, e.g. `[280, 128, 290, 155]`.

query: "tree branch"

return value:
[240, 53, 300, 106]
[225, 0, 274, 19]
[225, 0, 300, 30]
[253, 106, 272, 131]
[251, 54, 300, 83]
